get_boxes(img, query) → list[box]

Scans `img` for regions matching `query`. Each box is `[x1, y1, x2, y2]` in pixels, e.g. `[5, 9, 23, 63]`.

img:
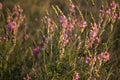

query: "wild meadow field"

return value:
[0, 0, 120, 80]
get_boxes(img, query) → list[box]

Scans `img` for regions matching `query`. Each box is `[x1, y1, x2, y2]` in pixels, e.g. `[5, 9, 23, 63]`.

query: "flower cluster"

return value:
[85, 51, 110, 64]
[79, 21, 87, 28]
[59, 15, 69, 58]
[85, 56, 96, 64]
[7, 5, 24, 30]
[98, 51, 110, 62]
[69, 0, 75, 13]
[72, 71, 80, 80]
[59, 30, 70, 58]
[100, 1, 118, 20]
[59, 15, 68, 28]
[60, 33, 70, 48]
[59, 14, 77, 58]
[110, 1, 117, 11]
[6, 5, 25, 44]
[86, 23, 100, 48]
[32, 46, 40, 54]
[8, 20, 17, 30]
[59, 14, 77, 30]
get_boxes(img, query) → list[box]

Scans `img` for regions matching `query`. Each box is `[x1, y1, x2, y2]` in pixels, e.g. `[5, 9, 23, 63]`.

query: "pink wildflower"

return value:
[101, 51, 110, 62]
[85, 57, 91, 64]
[32, 46, 40, 54]
[8, 20, 17, 30]
[72, 18, 77, 25]
[112, 13, 118, 19]
[93, 56, 97, 62]
[70, 4, 75, 12]
[106, 9, 111, 15]
[97, 51, 110, 62]
[110, 1, 117, 11]
[95, 37, 101, 43]
[73, 71, 80, 80]
[87, 23, 99, 48]
[89, 23, 98, 38]
[97, 54, 102, 60]
[85, 56, 96, 64]
[45, 16, 51, 22]
[59, 15, 68, 28]
[79, 21, 87, 28]
[67, 23, 74, 30]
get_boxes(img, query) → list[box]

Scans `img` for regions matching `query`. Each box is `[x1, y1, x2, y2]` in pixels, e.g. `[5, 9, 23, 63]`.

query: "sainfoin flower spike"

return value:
[97, 51, 110, 62]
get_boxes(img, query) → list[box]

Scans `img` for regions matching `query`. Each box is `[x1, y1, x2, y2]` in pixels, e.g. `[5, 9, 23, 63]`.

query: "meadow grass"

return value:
[0, 0, 120, 80]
